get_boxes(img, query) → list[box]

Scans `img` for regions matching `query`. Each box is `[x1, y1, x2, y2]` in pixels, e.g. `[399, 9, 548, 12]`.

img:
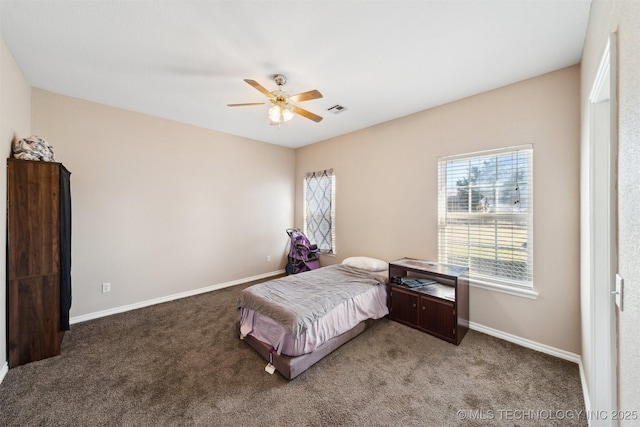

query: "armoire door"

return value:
[7, 159, 64, 367]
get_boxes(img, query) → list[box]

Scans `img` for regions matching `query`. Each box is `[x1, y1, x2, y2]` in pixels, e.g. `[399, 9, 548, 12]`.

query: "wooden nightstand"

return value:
[388, 258, 469, 345]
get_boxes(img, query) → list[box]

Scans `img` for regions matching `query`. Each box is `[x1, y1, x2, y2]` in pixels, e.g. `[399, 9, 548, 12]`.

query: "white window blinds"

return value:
[437, 145, 533, 289]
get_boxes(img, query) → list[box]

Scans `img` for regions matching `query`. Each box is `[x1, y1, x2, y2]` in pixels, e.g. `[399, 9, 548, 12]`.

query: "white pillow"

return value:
[342, 256, 388, 272]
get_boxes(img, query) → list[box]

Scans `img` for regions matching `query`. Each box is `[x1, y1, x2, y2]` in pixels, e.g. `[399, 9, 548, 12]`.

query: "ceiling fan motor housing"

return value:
[271, 90, 289, 105]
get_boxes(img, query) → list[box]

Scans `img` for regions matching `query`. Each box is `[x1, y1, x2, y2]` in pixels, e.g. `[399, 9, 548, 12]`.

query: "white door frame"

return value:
[587, 32, 618, 424]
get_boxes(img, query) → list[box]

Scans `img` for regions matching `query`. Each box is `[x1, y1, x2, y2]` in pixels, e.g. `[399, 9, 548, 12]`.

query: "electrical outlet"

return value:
[102, 282, 111, 293]
[266, 255, 271, 263]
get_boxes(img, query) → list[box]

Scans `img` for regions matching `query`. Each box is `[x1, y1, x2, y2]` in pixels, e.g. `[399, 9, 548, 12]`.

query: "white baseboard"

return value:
[469, 321, 581, 364]
[0, 362, 8, 385]
[70, 270, 285, 325]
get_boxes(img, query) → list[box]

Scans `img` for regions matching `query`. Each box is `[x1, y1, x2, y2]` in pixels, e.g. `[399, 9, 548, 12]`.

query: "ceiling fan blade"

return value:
[227, 102, 266, 107]
[289, 89, 323, 103]
[291, 106, 323, 122]
[244, 79, 275, 99]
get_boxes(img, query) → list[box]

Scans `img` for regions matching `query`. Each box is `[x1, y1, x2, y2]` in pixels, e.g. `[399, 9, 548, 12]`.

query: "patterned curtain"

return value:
[304, 169, 335, 254]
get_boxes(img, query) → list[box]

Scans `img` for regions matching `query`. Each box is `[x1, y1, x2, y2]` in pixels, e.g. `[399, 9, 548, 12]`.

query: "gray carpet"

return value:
[0, 281, 586, 426]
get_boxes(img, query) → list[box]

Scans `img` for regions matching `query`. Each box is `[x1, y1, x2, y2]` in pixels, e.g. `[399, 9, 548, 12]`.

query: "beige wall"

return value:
[0, 37, 32, 372]
[581, 0, 640, 417]
[31, 89, 295, 318]
[296, 66, 581, 354]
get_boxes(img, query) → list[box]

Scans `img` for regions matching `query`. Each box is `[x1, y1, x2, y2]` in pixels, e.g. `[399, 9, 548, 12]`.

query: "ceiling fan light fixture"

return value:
[268, 105, 281, 122]
[282, 106, 294, 122]
[269, 104, 294, 123]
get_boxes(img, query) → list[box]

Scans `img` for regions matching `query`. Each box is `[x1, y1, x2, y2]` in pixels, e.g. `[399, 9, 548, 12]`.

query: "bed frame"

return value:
[238, 318, 377, 380]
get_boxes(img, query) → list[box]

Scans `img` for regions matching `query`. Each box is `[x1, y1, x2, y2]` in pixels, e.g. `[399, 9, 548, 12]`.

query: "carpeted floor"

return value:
[0, 281, 586, 426]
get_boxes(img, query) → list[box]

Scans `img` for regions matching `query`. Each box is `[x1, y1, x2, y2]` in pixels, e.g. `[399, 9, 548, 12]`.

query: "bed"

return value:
[237, 256, 389, 379]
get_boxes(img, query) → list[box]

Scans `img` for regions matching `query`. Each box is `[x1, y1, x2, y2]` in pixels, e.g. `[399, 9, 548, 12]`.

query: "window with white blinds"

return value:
[437, 145, 533, 290]
[303, 169, 336, 254]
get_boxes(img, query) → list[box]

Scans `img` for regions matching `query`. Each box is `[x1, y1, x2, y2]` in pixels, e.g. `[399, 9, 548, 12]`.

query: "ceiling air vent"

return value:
[327, 104, 347, 114]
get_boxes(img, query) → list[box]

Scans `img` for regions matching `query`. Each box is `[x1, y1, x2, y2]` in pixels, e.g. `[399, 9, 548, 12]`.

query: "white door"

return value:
[588, 32, 618, 424]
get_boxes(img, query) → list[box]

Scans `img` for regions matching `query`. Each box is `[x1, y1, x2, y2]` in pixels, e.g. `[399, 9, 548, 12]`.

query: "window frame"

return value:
[303, 169, 336, 255]
[437, 145, 537, 299]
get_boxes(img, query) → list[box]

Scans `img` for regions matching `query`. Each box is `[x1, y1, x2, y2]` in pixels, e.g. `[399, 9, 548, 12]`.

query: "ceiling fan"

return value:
[227, 74, 323, 125]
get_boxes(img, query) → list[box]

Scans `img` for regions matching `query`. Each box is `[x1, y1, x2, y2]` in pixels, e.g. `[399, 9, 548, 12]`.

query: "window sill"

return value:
[470, 278, 538, 299]
[320, 252, 336, 258]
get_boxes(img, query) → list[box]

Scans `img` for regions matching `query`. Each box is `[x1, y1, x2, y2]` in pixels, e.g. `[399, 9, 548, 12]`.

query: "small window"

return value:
[303, 169, 336, 254]
[438, 146, 533, 291]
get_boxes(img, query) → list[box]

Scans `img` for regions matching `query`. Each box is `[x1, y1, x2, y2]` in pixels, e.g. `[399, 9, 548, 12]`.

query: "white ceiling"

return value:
[0, 0, 591, 148]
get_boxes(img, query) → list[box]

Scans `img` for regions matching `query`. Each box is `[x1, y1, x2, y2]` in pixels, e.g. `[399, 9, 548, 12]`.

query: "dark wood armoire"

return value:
[7, 158, 72, 368]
